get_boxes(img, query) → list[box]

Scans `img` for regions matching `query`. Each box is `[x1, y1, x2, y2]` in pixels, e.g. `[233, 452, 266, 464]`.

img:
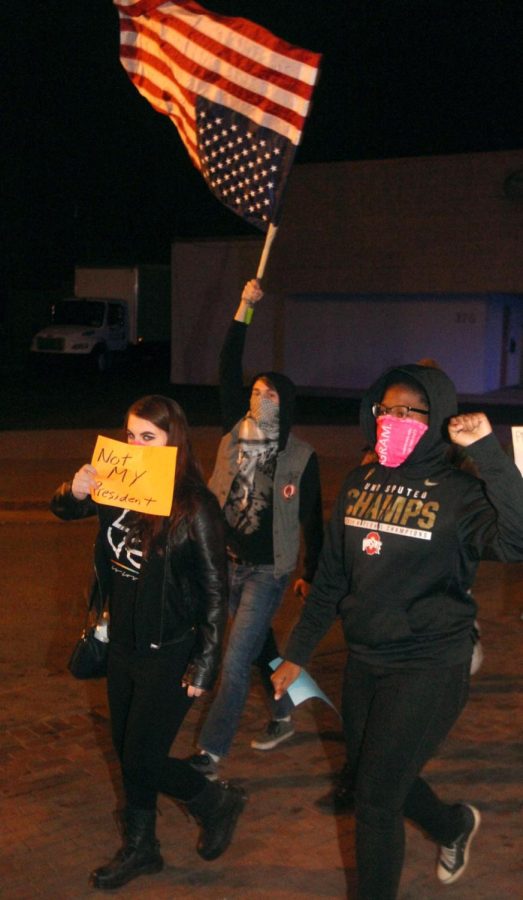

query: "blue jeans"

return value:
[198, 562, 292, 758]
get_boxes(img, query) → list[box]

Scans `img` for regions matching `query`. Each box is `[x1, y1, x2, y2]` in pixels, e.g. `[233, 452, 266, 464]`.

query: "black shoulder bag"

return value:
[68, 582, 109, 679]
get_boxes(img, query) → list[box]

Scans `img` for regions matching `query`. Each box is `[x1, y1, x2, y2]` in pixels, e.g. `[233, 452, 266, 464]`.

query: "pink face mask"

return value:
[375, 415, 428, 467]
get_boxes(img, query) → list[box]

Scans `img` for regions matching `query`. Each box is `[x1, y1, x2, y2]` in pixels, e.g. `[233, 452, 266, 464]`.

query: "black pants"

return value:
[342, 656, 471, 900]
[107, 638, 208, 810]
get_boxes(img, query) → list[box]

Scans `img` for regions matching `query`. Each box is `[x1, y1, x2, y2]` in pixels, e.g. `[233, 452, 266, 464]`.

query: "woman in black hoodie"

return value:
[273, 364, 523, 899]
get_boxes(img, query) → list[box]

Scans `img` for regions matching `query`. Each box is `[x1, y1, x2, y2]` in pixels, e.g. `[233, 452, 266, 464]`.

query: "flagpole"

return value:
[255, 136, 299, 282]
[256, 222, 279, 280]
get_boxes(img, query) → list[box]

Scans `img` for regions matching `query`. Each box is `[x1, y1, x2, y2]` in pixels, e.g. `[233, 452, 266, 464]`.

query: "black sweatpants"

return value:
[342, 656, 471, 900]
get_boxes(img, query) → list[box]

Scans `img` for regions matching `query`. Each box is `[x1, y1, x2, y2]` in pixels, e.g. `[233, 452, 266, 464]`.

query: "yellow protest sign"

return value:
[90, 435, 178, 516]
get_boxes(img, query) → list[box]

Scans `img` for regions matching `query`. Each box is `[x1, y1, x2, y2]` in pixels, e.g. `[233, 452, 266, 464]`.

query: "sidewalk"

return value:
[1, 425, 522, 899]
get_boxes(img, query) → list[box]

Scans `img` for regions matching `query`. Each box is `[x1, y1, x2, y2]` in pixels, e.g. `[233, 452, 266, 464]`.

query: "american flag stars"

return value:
[196, 99, 293, 231]
[117, 0, 320, 229]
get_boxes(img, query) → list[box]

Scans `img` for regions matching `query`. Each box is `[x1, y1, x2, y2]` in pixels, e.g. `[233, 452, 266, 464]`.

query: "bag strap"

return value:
[85, 578, 108, 628]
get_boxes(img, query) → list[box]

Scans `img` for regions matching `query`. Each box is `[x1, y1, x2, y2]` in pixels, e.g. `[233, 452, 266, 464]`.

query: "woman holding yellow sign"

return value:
[51, 395, 245, 890]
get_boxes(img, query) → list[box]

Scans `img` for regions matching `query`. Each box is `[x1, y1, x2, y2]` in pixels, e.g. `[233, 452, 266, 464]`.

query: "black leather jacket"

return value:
[51, 482, 228, 691]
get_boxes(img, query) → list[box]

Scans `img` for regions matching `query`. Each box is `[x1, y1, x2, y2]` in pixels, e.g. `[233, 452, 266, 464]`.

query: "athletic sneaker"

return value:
[250, 719, 295, 750]
[188, 752, 219, 781]
[437, 804, 481, 884]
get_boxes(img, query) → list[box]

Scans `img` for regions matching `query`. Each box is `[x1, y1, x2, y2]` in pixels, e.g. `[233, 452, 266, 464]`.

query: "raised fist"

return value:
[448, 413, 492, 447]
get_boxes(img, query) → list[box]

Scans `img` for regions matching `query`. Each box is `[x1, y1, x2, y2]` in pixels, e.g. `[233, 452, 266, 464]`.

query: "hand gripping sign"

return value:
[90, 435, 178, 516]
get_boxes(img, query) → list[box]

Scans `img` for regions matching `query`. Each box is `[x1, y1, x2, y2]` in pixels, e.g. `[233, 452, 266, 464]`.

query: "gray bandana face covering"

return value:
[237, 406, 279, 480]
[249, 393, 279, 436]
[223, 402, 279, 534]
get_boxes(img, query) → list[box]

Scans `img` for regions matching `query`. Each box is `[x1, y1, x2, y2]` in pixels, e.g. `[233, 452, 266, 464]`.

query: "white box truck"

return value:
[30, 265, 170, 371]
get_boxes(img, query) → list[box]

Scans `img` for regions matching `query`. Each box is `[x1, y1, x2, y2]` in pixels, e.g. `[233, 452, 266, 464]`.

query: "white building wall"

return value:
[266, 151, 523, 295]
[170, 237, 273, 384]
[170, 152, 523, 392]
[280, 293, 522, 393]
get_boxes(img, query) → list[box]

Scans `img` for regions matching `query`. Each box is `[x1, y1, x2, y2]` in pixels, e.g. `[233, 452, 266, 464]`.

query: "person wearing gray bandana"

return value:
[189, 279, 323, 779]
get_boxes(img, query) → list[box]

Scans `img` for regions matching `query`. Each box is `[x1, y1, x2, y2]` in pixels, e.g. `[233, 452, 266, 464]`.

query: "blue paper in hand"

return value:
[269, 657, 340, 717]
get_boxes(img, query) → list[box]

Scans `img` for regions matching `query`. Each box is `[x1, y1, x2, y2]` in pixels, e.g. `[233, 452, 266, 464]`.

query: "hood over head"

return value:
[360, 364, 458, 474]
[251, 370, 296, 451]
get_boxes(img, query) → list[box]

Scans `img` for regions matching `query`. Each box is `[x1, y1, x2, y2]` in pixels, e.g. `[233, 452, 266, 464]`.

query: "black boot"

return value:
[90, 807, 164, 890]
[187, 780, 247, 861]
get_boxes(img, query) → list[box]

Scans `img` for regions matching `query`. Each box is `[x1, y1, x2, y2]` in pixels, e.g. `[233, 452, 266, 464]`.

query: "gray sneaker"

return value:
[188, 752, 219, 781]
[250, 719, 295, 750]
[437, 804, 481, 884]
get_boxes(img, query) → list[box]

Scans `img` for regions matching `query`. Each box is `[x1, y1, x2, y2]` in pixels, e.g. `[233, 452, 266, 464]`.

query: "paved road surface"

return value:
[0, 424, 522, 898]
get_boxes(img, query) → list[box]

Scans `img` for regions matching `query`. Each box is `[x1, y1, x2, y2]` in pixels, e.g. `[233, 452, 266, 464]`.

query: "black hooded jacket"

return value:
[219, 321, 297, 450]
[285, 364, 523, 668]
[212, 319, 323, 580]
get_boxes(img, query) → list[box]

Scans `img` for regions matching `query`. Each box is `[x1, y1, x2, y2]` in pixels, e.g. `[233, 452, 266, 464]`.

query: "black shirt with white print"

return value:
[102, 508, 142, 648]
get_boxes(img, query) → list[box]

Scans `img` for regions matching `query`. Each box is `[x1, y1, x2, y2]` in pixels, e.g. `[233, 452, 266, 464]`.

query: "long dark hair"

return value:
[123, 395, 205, 556]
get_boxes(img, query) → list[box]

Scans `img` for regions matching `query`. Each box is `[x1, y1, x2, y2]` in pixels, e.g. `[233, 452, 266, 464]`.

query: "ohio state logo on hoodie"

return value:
[362, 531, 382, 555]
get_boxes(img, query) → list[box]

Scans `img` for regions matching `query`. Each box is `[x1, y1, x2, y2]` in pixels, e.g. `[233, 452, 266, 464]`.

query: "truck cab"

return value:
[30, 297, 128, 370]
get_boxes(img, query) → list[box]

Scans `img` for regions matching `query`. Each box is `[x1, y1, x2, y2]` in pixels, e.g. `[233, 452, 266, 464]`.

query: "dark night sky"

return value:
[3, 1, 522, 290]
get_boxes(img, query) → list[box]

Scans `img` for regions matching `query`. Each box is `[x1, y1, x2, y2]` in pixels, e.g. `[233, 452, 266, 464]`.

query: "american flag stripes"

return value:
[114, 0, 321, 230]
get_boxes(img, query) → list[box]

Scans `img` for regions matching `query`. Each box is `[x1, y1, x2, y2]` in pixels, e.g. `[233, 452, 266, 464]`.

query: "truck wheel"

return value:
[92, 345, 111, 373]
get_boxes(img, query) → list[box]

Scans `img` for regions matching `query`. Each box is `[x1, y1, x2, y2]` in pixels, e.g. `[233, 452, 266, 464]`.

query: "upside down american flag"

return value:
[113, 0, 322, 232]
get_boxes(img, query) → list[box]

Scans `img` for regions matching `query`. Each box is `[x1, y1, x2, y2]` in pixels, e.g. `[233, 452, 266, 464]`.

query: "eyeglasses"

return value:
[372, 403, 429, 419]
